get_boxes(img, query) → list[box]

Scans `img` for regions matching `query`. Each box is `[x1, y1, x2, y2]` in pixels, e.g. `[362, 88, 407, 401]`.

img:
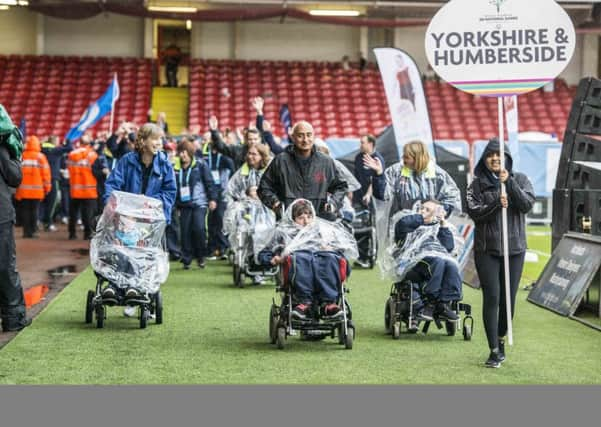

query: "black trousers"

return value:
[0, 222, 26, 318]
[475, 251, 525, 350]
[166, 207, 181, 259]
[69, 198, 97, 239]
[19, 199, 40, 237]
[207, 199, 228, 254]
[41, 179, 59, 226]
[179, 206, 207, 265]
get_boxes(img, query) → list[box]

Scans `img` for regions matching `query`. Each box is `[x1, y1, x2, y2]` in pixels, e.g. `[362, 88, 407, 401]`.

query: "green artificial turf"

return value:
[0, 226, 599, 384]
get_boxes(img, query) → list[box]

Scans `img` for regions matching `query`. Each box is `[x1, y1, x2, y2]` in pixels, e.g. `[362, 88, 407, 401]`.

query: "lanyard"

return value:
[208, 151, 221, 170]
[179, 166, 192, 187]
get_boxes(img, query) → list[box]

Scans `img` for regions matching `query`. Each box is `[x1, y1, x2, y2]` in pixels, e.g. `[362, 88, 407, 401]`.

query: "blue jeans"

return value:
[413, 256, 462, 302]
[291, 250, 342, 305]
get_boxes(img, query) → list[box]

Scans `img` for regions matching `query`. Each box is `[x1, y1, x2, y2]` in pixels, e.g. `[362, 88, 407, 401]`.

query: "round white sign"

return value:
[425, 0, 576, 97]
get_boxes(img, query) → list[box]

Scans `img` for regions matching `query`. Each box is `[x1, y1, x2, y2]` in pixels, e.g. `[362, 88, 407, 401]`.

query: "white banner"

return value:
[504, 95, 520, 171]
[373, 48, 433, 155]
[425, 0, 576, 97]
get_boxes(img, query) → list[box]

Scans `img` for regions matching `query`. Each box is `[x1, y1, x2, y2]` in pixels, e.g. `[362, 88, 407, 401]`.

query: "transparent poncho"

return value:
[90, 191, 169, 293]
[224, 165, 265, 204]
[223, 197, 277, 255]
[376, 200, 464, 282]
[254, 199, 359, 261]
[380, 160, 462, 214]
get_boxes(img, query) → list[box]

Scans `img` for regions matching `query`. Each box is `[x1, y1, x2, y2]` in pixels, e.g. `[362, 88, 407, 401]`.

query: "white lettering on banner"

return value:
[549, 273, 570, 290]
[570, 246, 586, 256]
[557, 258, 582, 274]
[425, 0, 576, 97]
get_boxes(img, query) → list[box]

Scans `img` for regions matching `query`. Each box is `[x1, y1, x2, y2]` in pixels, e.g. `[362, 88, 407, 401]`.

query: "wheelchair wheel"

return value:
[140, 307, 149, 329]
[392, 322, 401, 340]
[445, 321, 457, 336]
[269, 305, 278, 344]
[154, 292, 163, 325]
[95, 305, 105, 329]
[384, 297, 395, 334]
[368, 257, 376, 269]
[344, 326, 354, 350]
[85, 290, 94, 324]
[276, 327, 286, 349]
[463, 324, 472, 341]
[233, 265, 244, 288]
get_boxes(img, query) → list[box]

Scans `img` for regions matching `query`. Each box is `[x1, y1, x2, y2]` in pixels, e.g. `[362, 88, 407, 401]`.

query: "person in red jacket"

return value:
[15, 136, 51, 238]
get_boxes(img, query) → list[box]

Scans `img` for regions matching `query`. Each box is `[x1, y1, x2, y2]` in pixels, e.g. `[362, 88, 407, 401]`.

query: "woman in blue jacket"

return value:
[175, 140, 218, 269]
[102, 123, 177, 307]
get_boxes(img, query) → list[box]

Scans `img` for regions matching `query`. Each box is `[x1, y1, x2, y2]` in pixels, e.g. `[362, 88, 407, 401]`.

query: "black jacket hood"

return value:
[474, 138, 513, 179]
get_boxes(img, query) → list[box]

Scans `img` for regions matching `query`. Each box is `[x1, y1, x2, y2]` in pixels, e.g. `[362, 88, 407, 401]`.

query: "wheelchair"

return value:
[268, 252, 355, 350]
[86, 271, 163, 329]
[231, 226, 279, 288]
[351, 205, 377, 268]
[383, 270, 473, 340]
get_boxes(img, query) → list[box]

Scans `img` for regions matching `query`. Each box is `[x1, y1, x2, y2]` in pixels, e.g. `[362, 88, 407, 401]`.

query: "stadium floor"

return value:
[0, 226, 599, 384]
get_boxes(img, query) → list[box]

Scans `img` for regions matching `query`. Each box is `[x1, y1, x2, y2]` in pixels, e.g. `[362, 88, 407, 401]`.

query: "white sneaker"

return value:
[123, 305, 137, 317]
[46, 224, 57, 232]
[61, 217, 68, 225]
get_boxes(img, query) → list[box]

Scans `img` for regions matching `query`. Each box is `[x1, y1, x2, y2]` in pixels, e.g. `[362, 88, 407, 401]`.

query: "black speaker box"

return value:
[552, 188, 601, 250]
[552, 188, 571, 251]
[570, 189, 601, 234]
[557, 78, 601, 188]
[565, 161, 601, 190]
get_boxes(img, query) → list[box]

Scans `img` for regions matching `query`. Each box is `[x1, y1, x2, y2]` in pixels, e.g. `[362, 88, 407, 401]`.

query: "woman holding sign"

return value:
[466, 138, 535, 368]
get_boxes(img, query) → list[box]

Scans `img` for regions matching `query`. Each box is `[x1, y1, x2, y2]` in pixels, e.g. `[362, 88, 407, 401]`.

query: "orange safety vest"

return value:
[67, 146, 98, 199]
[15, 136, 51, 201]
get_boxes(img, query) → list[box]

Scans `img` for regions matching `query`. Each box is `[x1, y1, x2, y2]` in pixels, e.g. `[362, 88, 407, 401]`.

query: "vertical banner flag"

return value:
[504, 96, 520, 171]
[425, 0, 576, 346]
[373, 48, 433, 157]
[279, 104, 292, 144]
[65, 74, 120, 142]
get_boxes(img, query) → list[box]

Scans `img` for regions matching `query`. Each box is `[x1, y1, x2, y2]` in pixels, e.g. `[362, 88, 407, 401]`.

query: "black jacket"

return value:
[210, 130, 247, 170]
[466, 139, 535, 256]
[258, 144, 348, 218]
[0, 145, 22, 225]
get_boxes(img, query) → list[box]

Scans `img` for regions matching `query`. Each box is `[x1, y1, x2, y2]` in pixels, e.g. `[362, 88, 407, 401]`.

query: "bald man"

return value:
[258, 121, 347, 220]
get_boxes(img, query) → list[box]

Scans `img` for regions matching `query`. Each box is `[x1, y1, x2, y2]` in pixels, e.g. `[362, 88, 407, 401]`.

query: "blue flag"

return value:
[279, 104, 292, 144]
[65, 75, 119, 142]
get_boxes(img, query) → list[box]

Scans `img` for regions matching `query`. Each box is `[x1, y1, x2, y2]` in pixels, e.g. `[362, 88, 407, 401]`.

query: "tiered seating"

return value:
[188, 59, 390, 139]
[426, 79, 575, 142]
[0, 55, 152, 139]
[189, 59, 575, 142]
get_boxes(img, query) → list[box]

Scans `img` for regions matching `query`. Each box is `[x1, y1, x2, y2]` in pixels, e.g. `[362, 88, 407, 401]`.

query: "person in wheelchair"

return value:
[257, 199, 358, 320]
[393, 199, 462, 322]
[94, 192, 169, 309]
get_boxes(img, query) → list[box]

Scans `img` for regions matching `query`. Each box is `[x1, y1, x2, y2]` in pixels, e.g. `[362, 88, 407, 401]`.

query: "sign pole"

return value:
[498, 96, 513, 346]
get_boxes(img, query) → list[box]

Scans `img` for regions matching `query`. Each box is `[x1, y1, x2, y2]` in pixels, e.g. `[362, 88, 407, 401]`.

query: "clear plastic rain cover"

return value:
[375, 199, 464, 281]
[223, 197, 277, 254]
[254, 199, 359, 261]
[90, 191, 169, 293]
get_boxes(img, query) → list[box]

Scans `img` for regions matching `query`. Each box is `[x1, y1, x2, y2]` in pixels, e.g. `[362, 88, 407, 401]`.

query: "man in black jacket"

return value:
[0, 144, 32, 332]
[258, 121, 348, 220]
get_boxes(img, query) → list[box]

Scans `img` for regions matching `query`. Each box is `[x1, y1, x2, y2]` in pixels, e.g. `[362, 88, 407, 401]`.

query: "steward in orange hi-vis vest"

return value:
[67, 145, 99, 199]
[15, 136, 51, 201]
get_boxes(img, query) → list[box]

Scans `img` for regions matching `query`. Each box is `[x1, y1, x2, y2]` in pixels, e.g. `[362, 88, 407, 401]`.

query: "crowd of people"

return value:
[0, 94, 535, 368]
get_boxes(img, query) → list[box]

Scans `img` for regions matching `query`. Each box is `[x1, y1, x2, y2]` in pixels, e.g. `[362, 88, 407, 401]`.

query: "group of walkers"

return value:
[0, 95, 535, 369]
